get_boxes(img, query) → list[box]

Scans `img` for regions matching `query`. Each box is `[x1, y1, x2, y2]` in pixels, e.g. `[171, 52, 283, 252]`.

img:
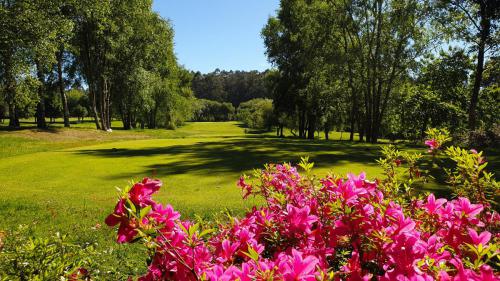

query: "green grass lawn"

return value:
[0, 122, 388, 229]
[0, 121, 497, 277]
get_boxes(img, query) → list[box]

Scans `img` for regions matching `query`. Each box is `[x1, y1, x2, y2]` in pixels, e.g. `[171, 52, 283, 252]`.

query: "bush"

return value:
[236, 98, 274, 130]
[71, 105, 88, 122]
[105, 138, 499, 280]
[467, 127, 500, 149]
[192, 99, 235, 122]
[0, 225, 95, 280]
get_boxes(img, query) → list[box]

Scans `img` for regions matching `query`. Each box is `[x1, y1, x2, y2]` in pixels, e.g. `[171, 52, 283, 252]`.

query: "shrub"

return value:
[71, 105, 88, 122]
[236, 98, 274, 130]
[192, 99, 235, 122]
[105, 151, 499, 280]
[0, 225, 95, 280]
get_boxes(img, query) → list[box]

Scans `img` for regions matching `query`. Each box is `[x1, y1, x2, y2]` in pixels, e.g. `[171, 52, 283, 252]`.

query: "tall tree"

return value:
[0, 0, 29, 128]
[434, 0, 499, 131]
[73, 0, 112, 130]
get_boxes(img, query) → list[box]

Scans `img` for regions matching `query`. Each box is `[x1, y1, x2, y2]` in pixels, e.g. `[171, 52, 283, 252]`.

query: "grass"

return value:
[0, 122, 388, 229]
[0, 120, 497, 277]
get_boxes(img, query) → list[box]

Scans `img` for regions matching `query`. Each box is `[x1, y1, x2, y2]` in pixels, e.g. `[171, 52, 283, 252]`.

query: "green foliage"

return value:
[191, 70, 272, 106]
[377, 128, 498, 210]
[236, 98, 274, 130]
[264, 0, 431, 141]
[0, 225, 95, 281]
[192, 99, 235, 122]
[399, 50, 472, 140]
[444, 147, 499, 208]
[377, 145, 425, 203]
[426, 128, 452, 147]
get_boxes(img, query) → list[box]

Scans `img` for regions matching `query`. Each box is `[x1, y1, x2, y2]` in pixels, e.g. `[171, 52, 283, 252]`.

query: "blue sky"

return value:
[153, 0, 280, 73]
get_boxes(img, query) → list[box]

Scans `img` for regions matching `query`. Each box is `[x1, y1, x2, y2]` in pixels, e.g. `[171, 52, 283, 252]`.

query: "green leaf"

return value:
[139, 205, 152, 219]
[199, 228, 215, 238]
[242, 245, 259, 261]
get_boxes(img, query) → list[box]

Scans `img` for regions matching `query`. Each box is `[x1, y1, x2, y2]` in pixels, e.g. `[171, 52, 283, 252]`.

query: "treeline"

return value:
[263, 0, 499, 143]
[189, 69, 274, 124]
[0, 0, 193, 130]
[191, 70, 272, 106]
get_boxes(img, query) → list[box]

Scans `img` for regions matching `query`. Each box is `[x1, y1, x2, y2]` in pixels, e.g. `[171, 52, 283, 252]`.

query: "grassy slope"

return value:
[0, 122, 386, 233]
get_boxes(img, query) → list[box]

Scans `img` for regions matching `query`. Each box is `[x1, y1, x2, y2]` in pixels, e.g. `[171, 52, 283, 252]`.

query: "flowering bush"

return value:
[106, 159, 500, 280]
[422, 128, 498, 209]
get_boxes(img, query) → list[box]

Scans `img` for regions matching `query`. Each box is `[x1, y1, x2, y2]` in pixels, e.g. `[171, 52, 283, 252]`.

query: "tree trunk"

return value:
[106, 83, 112, 129]
[89, 86, 101, 130]
[35, 63, 47, 129]
[8, 103, 18, 128]
[4, 54, 19, 128]
[299, 109, 306, 138]
[307, 113, 316, 140]
[358, 118, 364, 142]
[468, 3, 490, 132]
[57, 49, 70, 127]
[100, 77, 110, 131]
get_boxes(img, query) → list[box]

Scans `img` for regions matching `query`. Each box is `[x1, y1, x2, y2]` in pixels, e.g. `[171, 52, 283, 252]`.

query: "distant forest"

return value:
[191, 70, 272, 106]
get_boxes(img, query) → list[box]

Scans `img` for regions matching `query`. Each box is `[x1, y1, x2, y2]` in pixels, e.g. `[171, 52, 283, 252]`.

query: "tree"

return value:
[264, 0, 432, 142]
[0, 0, 33, 128]
[237, 98, 274, 130]
[191, 70, 272, 107]
[434, 0, 500, 131]
[72, 0, 113, 130]
[263, 0, 342, 139]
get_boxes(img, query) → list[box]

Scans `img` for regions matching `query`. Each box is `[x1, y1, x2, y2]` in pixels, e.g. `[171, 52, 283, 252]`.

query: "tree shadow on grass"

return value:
[76, 138, 382, 180]
[0, 125, 61, 133]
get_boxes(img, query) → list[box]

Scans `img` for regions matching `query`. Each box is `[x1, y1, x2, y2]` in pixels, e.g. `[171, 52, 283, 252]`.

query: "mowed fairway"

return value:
[0, 122, 390, 237]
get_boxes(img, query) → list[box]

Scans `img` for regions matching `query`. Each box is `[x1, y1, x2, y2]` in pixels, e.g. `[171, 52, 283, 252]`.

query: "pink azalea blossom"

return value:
[423, 193, 447, 214]
[279, 249, 319, 281]
[424, 139, 439, 152]
[468, 228, 491, 246]
[128, 178, 162, 207]
[286, 204, 317, 233]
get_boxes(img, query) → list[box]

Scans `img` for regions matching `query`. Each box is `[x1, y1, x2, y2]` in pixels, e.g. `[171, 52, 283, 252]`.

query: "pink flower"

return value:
[423, 194, 447, 215]
[468, 228, 491, 246]
[116, 220, 139, 243]
[424, 139, 439, 152]
[216, 239, 240, 263]
[105, 199, 140, 243]
[286, 204, 317, 233]
[237, 176, 253, 199]
[149, 203, 180, 230]
[105, 167, 500, 281]
[477, 265, 500, 281]
[337, 179, 367, 205]
[454, 197, 483, 218]
[279, 249, 319, 281]
[105, 199, 126, 227]
[347, 172, 366, 188]
[129, 178, 162, 207]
